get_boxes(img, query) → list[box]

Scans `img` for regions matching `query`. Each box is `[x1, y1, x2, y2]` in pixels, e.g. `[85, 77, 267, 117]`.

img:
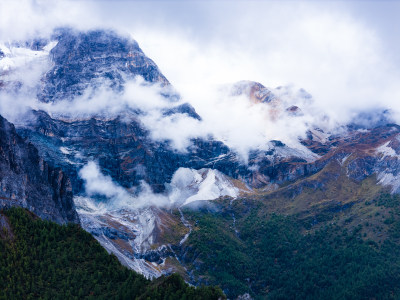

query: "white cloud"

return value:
[79, 162, 238, 209]
[0, 0, 103, 41]
[79, 161, 129, 200]
[43, 76, 318, 158]
[79, 161, 170, 209]
[0, 38, 317, 159]
[38, 77, 174, 118]
[131, 3, 400, 126]
[2, 0, 400, 159]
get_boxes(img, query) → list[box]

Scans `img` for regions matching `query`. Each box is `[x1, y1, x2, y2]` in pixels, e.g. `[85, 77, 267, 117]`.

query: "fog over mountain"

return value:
[1, 1, 400, 158]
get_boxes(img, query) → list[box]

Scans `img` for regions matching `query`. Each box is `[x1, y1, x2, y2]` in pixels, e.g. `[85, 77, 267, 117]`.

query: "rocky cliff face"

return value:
[17, 110, 236, 193]
[0, 114, 79, 224]
[18, 108, 323, 194]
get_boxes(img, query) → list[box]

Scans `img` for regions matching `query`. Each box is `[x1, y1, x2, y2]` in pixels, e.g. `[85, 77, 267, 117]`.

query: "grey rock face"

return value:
[18, 110, 239, 193]
[0, 115, 79, 224]
[38, 28, 171, 103]
[18, 109, 320, 195]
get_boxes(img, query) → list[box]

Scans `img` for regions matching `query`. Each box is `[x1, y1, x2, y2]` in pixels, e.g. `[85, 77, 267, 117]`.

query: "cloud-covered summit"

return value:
[1, 0, 400, 160]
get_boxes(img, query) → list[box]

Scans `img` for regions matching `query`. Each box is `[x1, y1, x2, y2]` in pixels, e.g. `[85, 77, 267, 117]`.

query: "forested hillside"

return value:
[178, 187, 400, 299]
[0, 207, 224, 300]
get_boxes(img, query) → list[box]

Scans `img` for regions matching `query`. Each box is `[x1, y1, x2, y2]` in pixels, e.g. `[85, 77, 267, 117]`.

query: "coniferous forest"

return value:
[0, 207, 224, 300]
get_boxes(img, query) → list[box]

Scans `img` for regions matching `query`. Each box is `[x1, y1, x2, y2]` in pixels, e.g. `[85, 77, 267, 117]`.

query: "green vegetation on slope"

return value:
[0, 207, 225, 300]
[181, 191, 400, 299]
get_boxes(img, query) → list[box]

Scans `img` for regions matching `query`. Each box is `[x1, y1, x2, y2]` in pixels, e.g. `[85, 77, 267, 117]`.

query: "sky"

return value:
[1, 0, 400, 155]
[117, 0, 400, 124]
[2, 0, 399, 117]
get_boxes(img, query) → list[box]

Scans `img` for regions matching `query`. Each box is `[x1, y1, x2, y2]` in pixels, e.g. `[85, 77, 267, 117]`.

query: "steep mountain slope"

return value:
[0, 114, 79, 224]
[17, 109, 239, 194]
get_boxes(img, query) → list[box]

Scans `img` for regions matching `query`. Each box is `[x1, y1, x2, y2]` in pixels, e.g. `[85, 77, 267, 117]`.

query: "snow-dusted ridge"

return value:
[78, 162, 239, 210]
[376, 140, 400, 160]
[168, 168, 239, 207]
[0, 41, 57, 72]
[267, 141, 320, 163]
[375, 137, 400, 193]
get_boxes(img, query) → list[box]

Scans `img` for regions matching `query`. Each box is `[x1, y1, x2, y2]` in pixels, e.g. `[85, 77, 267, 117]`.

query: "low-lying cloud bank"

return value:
[79, 161, 169, 209]
[78, 161, 238, 210]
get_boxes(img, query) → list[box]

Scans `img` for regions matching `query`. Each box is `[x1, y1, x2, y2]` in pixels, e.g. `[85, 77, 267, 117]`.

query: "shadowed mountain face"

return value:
[17, 108, 324, 195]
[17, 110, 238, 194]
[0, 115, 79, 224]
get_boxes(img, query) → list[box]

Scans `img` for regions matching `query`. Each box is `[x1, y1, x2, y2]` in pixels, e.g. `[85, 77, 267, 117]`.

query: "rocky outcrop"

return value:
[0, 115, 79, 224]
[230, 80, 275, 104]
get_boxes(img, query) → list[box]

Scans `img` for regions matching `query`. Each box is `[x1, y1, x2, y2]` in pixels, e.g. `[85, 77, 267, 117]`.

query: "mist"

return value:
[79, 161, 238, 210]
[79, 161, 170, 210]
[1, 0, 400, 159]
[0, 36, 320, 159]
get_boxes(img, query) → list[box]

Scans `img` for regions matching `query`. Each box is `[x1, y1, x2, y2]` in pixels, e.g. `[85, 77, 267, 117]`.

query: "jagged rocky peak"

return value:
[37, 28, 174, 102]
[162, 103, 201, 120]
[229, 81, 310, 119]
[0, 114, 79, 224]
[230, 80, 275, 103]
[286, 105, 303, 116]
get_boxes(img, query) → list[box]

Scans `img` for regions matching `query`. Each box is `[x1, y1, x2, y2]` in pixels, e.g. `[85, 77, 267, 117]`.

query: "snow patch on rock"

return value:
[375, 140, 400, 193]
[75, 163, 239, 278]
[376, 141, 400, 159]
[377, 172, 400, 194]
[266, 142, 320, 163]
[0, 41, 57, 72]
[168, 168, 239, 206]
